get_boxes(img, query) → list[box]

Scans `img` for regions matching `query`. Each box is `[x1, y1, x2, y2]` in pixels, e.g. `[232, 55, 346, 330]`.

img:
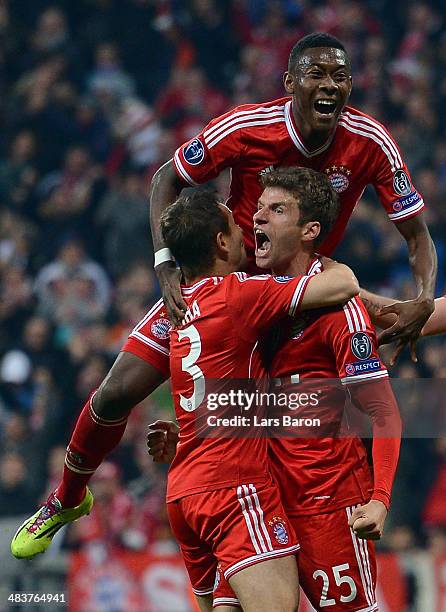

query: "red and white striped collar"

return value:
[284, 100, 336, 158]
[306, 256, 323, 276]
[181, 276, 224, 295]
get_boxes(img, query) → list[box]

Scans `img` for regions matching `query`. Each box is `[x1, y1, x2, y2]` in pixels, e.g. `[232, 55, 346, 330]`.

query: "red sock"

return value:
[56, 392, 128, 508]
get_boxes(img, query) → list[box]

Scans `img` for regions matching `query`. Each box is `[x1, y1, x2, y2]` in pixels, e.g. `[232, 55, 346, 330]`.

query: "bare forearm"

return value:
[397, 215, 437, 303]
[149, 160, 184, 251]
[359, 289, 398, 329]
[422, 297, 446, 336]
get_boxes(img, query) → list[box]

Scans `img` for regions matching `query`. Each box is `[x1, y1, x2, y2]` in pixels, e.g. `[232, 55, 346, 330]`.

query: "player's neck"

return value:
[183, 261, 235, 285]
[292, 104, 333, 150]
[272, 250, 314, 277]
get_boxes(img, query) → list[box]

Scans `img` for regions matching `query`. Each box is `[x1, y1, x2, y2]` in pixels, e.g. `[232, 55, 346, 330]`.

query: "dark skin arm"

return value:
[150, 160, 188, 326]
[378, 214, 437, 360]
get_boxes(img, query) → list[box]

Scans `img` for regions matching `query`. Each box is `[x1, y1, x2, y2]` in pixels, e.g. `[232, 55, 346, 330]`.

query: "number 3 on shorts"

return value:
[313, 563, 357, 607]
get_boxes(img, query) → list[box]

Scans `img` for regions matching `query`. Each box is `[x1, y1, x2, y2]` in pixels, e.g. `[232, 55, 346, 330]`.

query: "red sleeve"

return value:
[173, 107, 243, 186]
[226, 272, 312, 341]
[348, 381, 401, 509]
[322, 297, 388, 385]
[369, 124, 424, 223]
[121, 298, 170, 378]
[321, 297, 400, 508]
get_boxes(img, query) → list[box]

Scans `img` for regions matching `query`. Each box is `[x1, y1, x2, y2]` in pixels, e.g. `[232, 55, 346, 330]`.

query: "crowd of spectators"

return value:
[0, 0, 446, 570]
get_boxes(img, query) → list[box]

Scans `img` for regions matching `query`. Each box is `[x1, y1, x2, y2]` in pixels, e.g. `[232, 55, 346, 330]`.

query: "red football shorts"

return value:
[213, 504, 377, 611]
[167, 479, 299, 598]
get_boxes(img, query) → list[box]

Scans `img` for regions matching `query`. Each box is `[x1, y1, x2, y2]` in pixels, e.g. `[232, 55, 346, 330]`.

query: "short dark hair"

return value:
[160, 191, 229, 277]
[288, 32, 348, 72]
[260, 167, 339, 246]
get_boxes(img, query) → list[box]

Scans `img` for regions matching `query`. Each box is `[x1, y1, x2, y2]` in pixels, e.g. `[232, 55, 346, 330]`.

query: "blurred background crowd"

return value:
[0, 0, 446, 609]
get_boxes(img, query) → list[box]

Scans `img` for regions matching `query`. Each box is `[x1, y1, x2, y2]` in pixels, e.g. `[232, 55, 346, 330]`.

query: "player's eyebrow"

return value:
[304, 61, 347, 70]
[257, 199, 289, 209]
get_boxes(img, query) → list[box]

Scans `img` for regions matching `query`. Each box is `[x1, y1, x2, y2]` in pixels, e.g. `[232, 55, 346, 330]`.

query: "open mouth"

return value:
[313, 99, 337, 116]
[255, 228, 271, 257]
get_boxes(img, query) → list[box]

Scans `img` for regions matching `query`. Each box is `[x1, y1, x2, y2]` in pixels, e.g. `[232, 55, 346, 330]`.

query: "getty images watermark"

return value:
[189, 378, 445, 439]
[206, 388, 322, 429]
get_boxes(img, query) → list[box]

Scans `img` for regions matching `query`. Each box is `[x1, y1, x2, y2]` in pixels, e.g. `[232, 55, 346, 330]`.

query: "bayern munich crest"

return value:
[324, 165, 351, 193]
[269, 516, 289, 545]
[150, 317, 171, 340]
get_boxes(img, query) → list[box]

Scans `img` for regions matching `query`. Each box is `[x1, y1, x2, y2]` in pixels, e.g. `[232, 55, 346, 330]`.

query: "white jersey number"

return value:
[177, 324, 205, 412]
[313, 563, 357, 607]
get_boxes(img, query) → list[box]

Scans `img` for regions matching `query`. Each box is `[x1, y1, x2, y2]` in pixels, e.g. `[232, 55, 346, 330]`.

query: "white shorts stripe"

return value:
[173, 150, 199, 186]
[237, 485, 262, 554]
[249, 484, 273, 550]
[223, 544, 300, 580]
[346, 506, 373, 606]
[241, 484, 270, 553]
[338, 121, 398, 172]
[213, 598, 242, 608]
[357, 534, 375, 605]
[203, 104, 285, 139]
[207, 117, 285, 149]
[204, 110, 284, 145]
[342, 111, 403, 167]
[355, 604, 378, 612]
[192, 586, 214, 596]
[129, 331, 170, 356]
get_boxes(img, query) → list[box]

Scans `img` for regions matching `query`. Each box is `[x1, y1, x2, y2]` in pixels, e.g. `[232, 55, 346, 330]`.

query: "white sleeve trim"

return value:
[388, 199, 424, 221]
[173, 149, 199, 186]
[341, 370, 389, 385]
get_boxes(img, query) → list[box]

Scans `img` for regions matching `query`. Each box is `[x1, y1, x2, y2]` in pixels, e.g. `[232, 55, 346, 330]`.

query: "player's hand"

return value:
[377, 298, 434, 364]
[155, 261, 187, 327]
[348, 500, 387, 540]
[147, 420, 179, 463]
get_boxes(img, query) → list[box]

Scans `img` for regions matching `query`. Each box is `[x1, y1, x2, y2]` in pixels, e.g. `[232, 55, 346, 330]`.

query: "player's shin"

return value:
[56, 391, 128, 508]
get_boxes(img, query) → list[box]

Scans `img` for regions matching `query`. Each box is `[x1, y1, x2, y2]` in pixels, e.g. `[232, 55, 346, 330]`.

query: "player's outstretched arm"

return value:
[420, 296, 446, 336]
[359, 289, 398, 329]
[361, 289, 446, 337]
[379, 214, 437, 346]
[300, 262, 359, 310]
[150, 160, 188, 326]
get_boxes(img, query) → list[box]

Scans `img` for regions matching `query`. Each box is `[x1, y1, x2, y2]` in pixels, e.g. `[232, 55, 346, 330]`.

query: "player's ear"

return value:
[283, 71, 294, 95]
[347, 76, 353, 97]
[301, 221, 320, 243]
[216, 231, 230, 259]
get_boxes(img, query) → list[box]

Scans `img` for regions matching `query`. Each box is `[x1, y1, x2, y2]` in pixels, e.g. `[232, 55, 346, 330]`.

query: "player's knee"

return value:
[94, 373, 135, 420]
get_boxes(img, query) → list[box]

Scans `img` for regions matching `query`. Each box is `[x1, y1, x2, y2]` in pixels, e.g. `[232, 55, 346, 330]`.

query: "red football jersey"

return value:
[268, 286, 389, 516]
[166, 272, 311, 502]
[174, 97, 424, 262]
